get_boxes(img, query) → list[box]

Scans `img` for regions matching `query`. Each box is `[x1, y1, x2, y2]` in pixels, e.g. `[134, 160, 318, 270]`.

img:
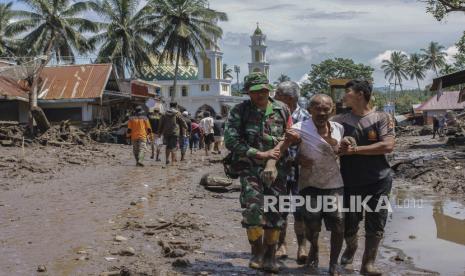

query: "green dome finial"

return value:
[254, 22, 262, 35]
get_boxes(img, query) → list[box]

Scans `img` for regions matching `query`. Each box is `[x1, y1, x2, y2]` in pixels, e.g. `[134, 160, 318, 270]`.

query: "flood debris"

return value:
[199, 174, 240, 193]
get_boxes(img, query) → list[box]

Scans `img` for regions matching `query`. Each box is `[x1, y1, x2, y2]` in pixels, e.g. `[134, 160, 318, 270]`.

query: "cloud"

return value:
[445, 46, 458, 64]
[297, 9, 369, 20]
[370, 50, 408, 67]
[247, 4, 296, 11]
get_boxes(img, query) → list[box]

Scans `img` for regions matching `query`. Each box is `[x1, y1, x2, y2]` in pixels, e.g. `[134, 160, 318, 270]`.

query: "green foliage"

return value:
[425, 0, 465, 21]
[381, 51, 409, 92]
[407, 53, 427, 90]
[8, 0, 98, 62]
[274, 74, 291, 85]
[301, 58, 374, 97]
[421, 41, 447, 76]
[0, 2, 18, 57]
[89, 0, 159, 78]
[223, 63, 233, 79]
[151, 0, 227, 101]
[373, 89, 429, 114]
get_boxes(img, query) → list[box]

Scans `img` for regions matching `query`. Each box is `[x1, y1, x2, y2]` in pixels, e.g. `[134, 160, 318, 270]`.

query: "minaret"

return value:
[197, 34, 223, 80]
[248, 23, 270, 78]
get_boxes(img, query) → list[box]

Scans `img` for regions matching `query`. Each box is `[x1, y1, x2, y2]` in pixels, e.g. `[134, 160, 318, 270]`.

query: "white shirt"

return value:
[200, 117, 214, 134]
[291, 119, 344, 190]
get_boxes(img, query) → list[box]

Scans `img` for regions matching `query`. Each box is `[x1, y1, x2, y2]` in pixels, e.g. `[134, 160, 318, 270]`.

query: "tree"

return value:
[0, 2, 18, 57]
[223, 63, 233, 79]
[89, 0, 159, 78]
[439, 63, 457, 75]
[274, 74, 291, 85]
[421, 41, 447, 76]
[407, 53, 427, 91]
[9, 0, 98, 63]
[381, 51, 409, 93]
[151, 0, 227, 102]
[425, 0, 465, 21]
[302, 58, 374, 96]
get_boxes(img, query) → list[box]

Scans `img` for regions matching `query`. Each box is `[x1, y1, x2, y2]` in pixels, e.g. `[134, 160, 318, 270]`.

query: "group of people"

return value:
[224, 72, 395, 275]
[126, 102, 225, 166]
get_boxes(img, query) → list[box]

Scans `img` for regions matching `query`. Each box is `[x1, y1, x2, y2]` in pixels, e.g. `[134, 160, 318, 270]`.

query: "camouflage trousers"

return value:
[239, 165, 287, 229]
[132, 139, 147, 163]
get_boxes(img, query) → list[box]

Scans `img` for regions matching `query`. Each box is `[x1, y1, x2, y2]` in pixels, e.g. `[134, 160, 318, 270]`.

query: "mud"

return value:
[0, 137, 464, 275]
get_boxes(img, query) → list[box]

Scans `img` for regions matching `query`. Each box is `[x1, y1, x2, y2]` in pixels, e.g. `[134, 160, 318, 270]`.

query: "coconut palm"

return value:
[223, 63, 233, 79]
[8, 0, 98, 62]
[89, 0, 160, 78]
[421, 41, 446, 76]
[0, 2, 18, 57]
[151, 0, 227, 102]
[439, 63, 456, 75]
[381, 51, 409, 92]
[407, 53, 427, 91]
[274, 73, 291, 85]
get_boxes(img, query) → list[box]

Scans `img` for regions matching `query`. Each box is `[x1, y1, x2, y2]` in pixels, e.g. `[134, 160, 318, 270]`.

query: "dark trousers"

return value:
[343, 176, 392, 238]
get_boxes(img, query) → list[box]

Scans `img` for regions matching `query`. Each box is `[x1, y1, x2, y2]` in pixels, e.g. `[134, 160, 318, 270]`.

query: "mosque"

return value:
[139, 24, 270, 117]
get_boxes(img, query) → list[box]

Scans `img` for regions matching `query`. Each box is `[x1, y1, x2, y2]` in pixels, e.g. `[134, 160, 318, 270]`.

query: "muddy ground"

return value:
[0, 135, 464, 275]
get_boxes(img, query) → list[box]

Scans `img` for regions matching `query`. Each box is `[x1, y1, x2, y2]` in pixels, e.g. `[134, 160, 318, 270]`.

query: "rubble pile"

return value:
[393, 152, 465, 195]
[395, 126, 421, 137]
[0, 121, 28, 147]
[36, 120, 93, 146]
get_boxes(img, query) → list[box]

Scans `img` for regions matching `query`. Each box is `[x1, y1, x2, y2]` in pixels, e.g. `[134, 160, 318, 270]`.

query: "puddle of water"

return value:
[386, 190, 465, 275]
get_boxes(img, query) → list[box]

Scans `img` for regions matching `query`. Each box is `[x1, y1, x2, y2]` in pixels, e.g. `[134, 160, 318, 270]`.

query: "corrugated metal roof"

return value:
[418, 91, 465, 111]
[0, 76, 28, 101]
[38, 64, 112, 100]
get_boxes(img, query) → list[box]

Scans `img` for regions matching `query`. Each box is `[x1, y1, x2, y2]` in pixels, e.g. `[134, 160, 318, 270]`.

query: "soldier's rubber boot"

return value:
[276, 220, 288, 259]
[340, 234, 358, 265]
[294, 220, 307, 265]
[247, 227, 264, 270]
[306, 230, 319, 268]
[263, 229, 280, 273]
[360, 235, 383, 276]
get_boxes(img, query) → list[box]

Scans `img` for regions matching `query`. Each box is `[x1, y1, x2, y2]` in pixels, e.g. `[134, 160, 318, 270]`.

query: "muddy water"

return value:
[386, 181, 465, 275]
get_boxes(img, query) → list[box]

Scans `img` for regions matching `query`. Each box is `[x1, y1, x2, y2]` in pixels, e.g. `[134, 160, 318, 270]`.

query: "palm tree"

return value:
[89, 0, 160, 78]
[381, 51, 409, 93]
[274, 73, 291, 85]
[151, 0, 227, 102]
[439, 63, 456, 75]
[223, 63, 233, 79]
[407, 53, 427, 91]
[9, 0, 98, 62]
[8, 0, 98, 110]
[0, 2, 18, 57]
[421, 41, 446, 76]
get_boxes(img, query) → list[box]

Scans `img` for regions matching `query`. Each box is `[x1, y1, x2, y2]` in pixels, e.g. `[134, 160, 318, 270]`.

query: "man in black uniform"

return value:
[332, 80, 395, 276]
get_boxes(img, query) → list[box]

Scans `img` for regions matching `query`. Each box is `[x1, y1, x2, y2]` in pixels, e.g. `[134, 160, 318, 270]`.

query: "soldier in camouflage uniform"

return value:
[224, 73, 293, 273]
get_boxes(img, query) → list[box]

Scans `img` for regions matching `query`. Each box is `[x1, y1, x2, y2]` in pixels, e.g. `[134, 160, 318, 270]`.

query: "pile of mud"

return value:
[393, 154, 465, 195]
[0, 120, 124, 147]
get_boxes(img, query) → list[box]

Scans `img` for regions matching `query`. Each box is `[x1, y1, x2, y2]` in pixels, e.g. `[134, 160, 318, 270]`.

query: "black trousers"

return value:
[343, 175, 392, 238]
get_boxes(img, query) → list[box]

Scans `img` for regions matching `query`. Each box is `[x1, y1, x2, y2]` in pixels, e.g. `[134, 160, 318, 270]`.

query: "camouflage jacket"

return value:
[224, 98, 292, 163]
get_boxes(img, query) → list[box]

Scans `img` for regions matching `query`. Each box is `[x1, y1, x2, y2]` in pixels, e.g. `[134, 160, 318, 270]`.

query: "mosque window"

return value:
[182, 86, 188, 97]
[222, 84, 228, 92]
[169, 86, 174, 97]
[203, 57, 211, 79]
[255, 50, 260, 62]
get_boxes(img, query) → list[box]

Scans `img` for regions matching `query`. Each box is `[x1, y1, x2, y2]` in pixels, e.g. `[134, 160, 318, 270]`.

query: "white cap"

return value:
[182, 111, 189, 116]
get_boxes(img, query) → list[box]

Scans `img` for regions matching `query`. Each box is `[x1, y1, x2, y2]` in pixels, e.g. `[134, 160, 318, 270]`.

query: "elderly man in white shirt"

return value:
[284, 94, 344, 276]
[199, 111, 215, 156]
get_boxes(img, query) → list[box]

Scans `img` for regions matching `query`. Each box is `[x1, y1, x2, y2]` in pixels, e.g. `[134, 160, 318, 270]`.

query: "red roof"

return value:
[417, 91, 465, 111]
[0, 76, 28, 101]
[38, 64, 113, 100]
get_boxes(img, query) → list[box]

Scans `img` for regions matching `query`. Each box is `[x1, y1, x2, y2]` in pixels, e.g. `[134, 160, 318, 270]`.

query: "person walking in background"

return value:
[432, 115, 439, 139]
[213, 115, 225, 154]
[148, 107, 162, 161]
[127, 106, 152, 166]
[200, 111, 215, 156]
[158, 102, 187, 165]
[190, 118, 201, 154]
[180, 111, 192, 161]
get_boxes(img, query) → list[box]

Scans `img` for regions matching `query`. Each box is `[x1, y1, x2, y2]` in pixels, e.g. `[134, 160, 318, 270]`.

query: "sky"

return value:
[209, 0, 465, 89]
